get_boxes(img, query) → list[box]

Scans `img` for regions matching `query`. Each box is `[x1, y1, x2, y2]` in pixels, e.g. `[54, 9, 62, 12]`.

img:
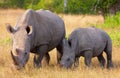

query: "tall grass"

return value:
[0, 37, 11, 46]
[0, 9, 120, 78]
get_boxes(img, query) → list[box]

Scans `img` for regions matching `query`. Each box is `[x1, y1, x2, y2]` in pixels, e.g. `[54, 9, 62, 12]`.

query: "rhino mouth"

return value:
[11, 51, 25, 70]
[60, 61, 72, 69]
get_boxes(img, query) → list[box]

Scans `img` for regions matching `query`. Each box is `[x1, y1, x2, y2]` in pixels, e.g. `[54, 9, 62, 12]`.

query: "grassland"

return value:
[0, 9, 120, 78]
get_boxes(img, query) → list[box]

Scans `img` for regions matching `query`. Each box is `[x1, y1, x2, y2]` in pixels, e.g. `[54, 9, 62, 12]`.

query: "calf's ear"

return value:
[6, 23, 15, 34]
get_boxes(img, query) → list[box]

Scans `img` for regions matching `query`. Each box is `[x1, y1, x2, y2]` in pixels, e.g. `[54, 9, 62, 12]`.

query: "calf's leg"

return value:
[104, 41, 113, 69]
[84, 51, 92, 68]
[105, 51, 113, 69]
[97, 53, 106, 68]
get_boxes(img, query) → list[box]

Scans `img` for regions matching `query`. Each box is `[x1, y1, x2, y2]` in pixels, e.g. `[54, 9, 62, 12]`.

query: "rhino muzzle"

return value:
[11, 51, 25, 70]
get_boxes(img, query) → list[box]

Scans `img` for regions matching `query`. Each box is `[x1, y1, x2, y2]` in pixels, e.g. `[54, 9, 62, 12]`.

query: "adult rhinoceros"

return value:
[60, 26, 113, 69]
[6, 9, 65, 69]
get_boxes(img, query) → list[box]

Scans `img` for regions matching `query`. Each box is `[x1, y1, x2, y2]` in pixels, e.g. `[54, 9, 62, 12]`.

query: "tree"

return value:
[93, 0, 120, 17]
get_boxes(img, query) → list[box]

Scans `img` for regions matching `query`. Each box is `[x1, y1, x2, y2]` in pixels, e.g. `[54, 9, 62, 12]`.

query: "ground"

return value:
[0, 9, 120, 78]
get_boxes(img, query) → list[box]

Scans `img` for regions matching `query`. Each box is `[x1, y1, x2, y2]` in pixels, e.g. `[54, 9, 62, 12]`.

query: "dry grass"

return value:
[0, 9, 120, 78]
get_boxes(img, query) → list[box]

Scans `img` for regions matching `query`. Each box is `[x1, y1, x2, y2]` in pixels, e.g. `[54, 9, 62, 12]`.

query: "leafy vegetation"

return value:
[104, 13, 120, 28]
[0, 0, 119, 15]
[66, 0, 96, 14]
[109, 31, 120, 46]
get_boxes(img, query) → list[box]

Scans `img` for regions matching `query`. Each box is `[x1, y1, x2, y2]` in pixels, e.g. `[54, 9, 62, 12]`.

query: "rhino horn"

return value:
[11, 51, 18, 65]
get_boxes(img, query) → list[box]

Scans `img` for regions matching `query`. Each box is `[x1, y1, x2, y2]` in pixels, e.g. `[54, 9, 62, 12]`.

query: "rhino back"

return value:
[36, 9, 65, 50]
[15, 9, 65, 52]
[69, 27, 110, 57]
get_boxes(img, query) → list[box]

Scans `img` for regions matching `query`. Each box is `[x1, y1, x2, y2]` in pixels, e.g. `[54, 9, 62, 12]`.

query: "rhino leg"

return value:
[42, 53, 50, 67]
[104, 41, 113, 69]
[34, 45, 48, 68]
[56, 43, 63, 64]
[105, 50, 113, 69]
[74, 57, 79, 67]
[97, 53, 106, 68]
[84, 51, 92, 68]
[57, 51, 62, 64]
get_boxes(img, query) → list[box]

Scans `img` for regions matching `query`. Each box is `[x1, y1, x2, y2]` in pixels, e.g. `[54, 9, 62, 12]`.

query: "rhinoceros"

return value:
[60, 26, 113, 69]
[6, 9, 65, 69]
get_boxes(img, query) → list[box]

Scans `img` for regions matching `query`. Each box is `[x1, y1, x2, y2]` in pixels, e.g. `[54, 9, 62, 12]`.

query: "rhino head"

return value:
[6, 23, 32, 70]
[60, 38, 75, 68]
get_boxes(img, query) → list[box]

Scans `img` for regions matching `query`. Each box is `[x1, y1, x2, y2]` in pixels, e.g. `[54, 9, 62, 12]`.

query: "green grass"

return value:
[98, 12, 120, 28]
[0, 9, 120, 78]
[0, 37, 11, 46]
[108, 30, 120, 46]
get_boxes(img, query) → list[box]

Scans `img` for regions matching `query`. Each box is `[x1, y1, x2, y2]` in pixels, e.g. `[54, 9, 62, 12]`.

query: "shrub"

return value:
[0, 0, 97, 14]
[100, 12, 120, 28]
[67, 0, 96, 14]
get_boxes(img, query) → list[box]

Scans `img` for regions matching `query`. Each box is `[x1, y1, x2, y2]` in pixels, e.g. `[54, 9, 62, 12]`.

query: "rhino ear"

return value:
[26, 25, 33, 35]
[6, 23, 15, 34]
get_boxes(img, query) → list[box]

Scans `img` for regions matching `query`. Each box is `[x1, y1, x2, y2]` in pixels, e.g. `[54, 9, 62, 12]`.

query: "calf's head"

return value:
[60, 39, 75, 68]
[6, 23, 32, 70]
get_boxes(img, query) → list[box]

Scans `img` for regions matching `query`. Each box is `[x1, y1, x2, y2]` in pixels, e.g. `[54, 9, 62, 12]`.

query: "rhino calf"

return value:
[60, 26, 113, 69]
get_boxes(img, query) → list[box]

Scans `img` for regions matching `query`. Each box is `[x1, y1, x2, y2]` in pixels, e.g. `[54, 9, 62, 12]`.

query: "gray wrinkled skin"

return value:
[60, 38, 75, 68]
[6, 9, 65, 69]
[60, 27, 113, 69]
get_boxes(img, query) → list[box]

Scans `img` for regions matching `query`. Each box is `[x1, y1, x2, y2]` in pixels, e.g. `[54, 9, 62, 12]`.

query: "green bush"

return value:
[98, 12, 120, 28]
[24, 0, 53, 10]
[51, 0, 97, 14]
[23, 0, 33, 9]
[67, 0, 96, 14]
[52, 0, 64, 13]
[1, 0, 24, 8]
[0, 0, 97, 14]
[0, 0, 118, 14]
[109, 31, 120, 46]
